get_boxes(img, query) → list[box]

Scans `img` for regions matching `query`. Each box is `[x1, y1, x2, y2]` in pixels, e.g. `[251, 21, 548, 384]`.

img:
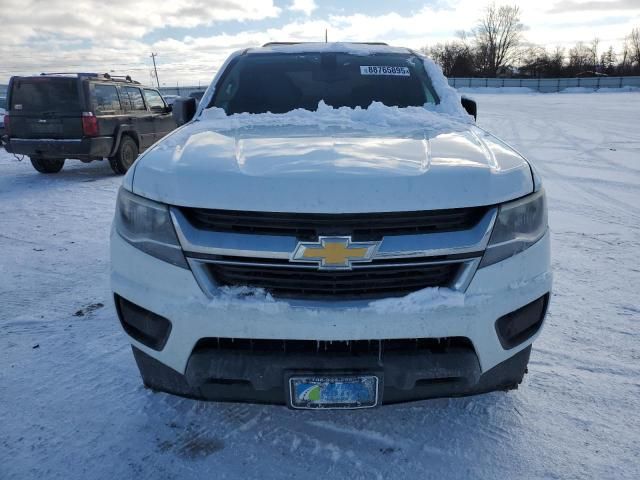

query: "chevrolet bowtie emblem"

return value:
[291, 236, 380, 270]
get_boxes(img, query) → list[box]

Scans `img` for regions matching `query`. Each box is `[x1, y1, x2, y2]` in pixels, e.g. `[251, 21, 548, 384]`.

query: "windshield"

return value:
[210, 52, 439, 115]
[10, 77, 81, 113]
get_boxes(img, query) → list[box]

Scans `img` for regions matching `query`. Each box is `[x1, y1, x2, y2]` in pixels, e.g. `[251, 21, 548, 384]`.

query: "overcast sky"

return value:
[1, 0, 638, 85]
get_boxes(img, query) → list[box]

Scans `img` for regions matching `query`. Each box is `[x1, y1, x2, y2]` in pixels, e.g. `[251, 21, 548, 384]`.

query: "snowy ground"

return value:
[1, 93, 639, 479]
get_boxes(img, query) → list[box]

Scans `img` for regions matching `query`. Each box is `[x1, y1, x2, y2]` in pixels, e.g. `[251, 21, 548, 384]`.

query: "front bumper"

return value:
[5, 137, 113, 160]
[111, 229, 551, 404]
[132, 342, 533, 405]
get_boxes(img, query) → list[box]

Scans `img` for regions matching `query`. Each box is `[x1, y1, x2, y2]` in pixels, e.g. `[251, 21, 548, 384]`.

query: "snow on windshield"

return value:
[199, 99, 471, 133]
[197, 45, 472, 130]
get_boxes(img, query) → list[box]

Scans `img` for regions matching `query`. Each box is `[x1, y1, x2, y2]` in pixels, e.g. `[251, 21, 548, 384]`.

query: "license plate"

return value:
[289, 375, 379, 409]
[30, 123, 62, 134]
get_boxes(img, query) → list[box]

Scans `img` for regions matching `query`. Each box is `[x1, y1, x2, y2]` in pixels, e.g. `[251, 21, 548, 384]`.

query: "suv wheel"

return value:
[30, 157, 65, 174]
[109, 135, 139, 174]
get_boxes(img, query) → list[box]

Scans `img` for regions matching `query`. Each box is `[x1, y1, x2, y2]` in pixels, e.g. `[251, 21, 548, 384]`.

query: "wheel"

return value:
[30, 157, 65, 173]
[109, 135, 139, 174]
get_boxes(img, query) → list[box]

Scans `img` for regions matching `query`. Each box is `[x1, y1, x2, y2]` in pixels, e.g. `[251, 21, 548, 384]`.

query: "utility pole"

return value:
[325, 29, 328, 43]
[150, 52, 160, 88]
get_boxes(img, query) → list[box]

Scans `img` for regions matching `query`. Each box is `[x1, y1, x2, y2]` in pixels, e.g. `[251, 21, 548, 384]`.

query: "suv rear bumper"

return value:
[5, 137, 113, 159]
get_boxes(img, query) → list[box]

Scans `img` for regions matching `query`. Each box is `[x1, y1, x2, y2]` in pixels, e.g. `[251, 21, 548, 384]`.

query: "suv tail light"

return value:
[3, 115, 9, 136]
[82, 112, 98, 137]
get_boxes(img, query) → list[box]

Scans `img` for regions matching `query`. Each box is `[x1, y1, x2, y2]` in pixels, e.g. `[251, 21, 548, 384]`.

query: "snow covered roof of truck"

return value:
[245, 42, 413, 56]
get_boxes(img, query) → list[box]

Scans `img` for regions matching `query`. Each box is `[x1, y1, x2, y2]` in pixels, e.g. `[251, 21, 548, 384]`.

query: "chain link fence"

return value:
[448, 76, 640, 92]
[2, 77, 639, 98]
[157, 86, 204, 97]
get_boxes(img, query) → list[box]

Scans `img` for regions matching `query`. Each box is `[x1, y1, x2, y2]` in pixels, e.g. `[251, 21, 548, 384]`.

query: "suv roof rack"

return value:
[101, 73, 141, 84]
[261, 41, 389, 47]
[38, 72, 141, 84]
[40, 72, 99, 77]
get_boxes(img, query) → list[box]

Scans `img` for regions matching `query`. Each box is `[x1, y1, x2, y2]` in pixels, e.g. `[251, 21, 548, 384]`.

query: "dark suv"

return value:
[2, 73, 176, 174]
[0, 96, 6, 141]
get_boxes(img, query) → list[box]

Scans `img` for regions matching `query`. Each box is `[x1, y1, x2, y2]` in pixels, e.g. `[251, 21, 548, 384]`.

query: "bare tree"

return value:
[629, 27, 640, 67]
[619, 39, 630, 73]
[425, 41, 476, 77]
[519, 45, 565, 77]
[568, 42, 592, 75]
[551, 46, 565, 73]
[473, 3, 525, 76]
[424, 19, 638, 78]
[589, 38, 600, 71]
[600, 46, 617, 74]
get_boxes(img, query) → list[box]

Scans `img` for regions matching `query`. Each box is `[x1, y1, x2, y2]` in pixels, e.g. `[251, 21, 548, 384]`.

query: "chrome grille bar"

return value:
[170, 207, 497, 261]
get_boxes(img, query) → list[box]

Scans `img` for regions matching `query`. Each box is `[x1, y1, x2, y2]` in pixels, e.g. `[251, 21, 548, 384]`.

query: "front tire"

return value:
[30, 157, 65, 174]
[109, 135, 139, 174]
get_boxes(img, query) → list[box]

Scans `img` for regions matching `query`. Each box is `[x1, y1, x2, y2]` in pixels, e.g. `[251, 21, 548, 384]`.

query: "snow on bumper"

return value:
[110, 229, 551, 375]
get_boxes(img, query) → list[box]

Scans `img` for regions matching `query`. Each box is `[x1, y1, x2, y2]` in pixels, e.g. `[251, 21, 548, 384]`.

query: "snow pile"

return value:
[198, 100, 472, 133]
[367, 287, 465, 314]
[204, 285, 285, 314]
[457, 86, 640, 94]
[202, 284, 469, 315]
[561, 86, 640, 93]
[419, 55, 470, 118]
[458, 87, 537, 94]
[597, 86, 640, 92]
[561, 87, 598, 94]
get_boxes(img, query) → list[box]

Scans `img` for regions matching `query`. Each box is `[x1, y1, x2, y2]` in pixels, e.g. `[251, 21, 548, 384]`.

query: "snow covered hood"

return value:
[130, 105, 533, 212]
[128, 49, 533, 212]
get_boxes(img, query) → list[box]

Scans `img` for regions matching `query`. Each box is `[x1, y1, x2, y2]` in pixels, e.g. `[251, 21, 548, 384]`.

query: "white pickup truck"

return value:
[110, 42, 551, 409]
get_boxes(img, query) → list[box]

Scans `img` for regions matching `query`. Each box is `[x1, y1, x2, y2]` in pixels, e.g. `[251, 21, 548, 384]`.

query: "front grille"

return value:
[194, 337, 474, 355]
[207, 261, 461, 300]
[181, 207, 489, 240]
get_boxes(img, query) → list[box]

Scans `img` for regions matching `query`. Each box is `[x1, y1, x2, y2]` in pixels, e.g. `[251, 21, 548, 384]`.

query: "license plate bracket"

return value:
[288, 374, 380, 410]
[30, 122, 63, 135]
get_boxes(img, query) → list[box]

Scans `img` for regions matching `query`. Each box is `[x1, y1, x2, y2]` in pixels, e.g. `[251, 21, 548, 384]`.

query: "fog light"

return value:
[115, 295, 172, 351]
[495, 295, 549, 349]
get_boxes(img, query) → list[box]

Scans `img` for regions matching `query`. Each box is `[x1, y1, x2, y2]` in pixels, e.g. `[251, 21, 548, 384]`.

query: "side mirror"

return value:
[164, 104, 172, 114]
[461, 97, 477, 121]
[172, 97, 197, 126]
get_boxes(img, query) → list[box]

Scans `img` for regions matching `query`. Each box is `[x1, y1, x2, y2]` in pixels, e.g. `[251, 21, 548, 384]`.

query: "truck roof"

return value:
[245, 42, 413, 56]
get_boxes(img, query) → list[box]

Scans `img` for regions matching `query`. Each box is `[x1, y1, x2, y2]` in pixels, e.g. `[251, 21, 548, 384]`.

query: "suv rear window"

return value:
[211, 52, 439, 115]
[92, 84, 121, 113]
[10, 77, 81, 113]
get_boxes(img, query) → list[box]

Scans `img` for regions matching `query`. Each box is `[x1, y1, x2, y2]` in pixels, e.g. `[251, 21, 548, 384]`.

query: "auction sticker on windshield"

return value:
[360, 66, 410, 76]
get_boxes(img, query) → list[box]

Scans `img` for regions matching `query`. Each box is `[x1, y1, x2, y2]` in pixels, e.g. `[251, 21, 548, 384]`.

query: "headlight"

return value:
[480, 189, 547, 267]
[114, 188, 188, 268]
